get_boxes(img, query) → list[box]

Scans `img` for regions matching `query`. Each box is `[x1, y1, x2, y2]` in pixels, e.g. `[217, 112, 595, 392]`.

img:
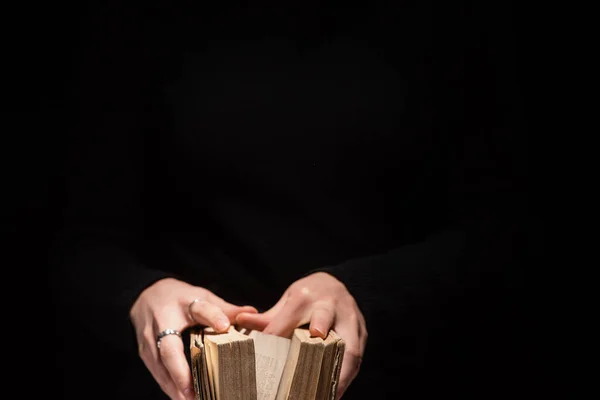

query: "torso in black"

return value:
[143, 6, 452, 309]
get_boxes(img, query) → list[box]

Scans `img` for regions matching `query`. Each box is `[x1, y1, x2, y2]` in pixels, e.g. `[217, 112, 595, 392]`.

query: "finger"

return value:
[220, 303, 259, 322]
[335, 350, 362, 400]
[259, 294, 288, 319]
[235, 293, 288, 330]
[189, 299, 233, 332]
[158, 333, 196, 400]
[263, 299, 308, 338]
[138, 329, 187, 400]
[309, 301, 335, 339]
[332, 318, 364, 400]
[202, 296, 258, 325]
[235, 311, 272, 331]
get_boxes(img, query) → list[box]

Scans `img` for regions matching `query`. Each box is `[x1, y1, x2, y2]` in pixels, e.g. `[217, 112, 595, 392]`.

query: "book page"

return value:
[276, 329, 326, 400]
[190, 341, 202, 400]
[286, 330, 324, 399]
[329, 339, 345, 400]
[203, 327, 257, 400]
[190, 329, 209, 400]
[315, 330, 345, 400]
[204, 339, 218, 400]
[248, 330, 291, 400]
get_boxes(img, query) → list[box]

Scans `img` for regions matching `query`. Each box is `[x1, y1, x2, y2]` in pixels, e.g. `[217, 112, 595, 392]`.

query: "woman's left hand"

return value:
[235, 272, 367, 400]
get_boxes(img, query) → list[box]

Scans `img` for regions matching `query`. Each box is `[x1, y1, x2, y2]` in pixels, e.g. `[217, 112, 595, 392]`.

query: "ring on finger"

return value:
[188, 298, 205, 323]
[156, 329, 182, 349]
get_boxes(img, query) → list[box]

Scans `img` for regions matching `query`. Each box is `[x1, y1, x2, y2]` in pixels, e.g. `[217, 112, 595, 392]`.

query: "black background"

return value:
[2, 2, 541, 398]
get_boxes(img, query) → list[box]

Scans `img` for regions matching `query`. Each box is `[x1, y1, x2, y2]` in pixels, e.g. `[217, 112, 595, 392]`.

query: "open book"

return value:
[189, 326, 345, 400]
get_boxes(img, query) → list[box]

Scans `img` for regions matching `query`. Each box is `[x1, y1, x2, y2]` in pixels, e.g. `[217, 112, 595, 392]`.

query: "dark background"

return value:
[2, 2, 540, 398]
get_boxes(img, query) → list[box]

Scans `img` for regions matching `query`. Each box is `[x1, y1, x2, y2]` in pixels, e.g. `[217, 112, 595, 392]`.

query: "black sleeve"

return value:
[52, 116, 174, 352]
[316, 1, 526, 331]
[51, 10, 176, 352]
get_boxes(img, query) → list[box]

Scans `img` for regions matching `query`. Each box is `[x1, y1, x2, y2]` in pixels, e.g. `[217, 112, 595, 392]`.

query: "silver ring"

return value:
[188, 298, 204, 324]
[156, 329, 182, 349]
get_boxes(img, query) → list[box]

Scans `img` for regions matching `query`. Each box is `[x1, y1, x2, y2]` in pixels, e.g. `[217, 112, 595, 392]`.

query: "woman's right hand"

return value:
[129, 278, 258, 400]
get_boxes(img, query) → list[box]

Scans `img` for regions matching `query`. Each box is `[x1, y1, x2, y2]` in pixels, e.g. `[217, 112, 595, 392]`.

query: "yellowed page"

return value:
[248, 330, 291, 400]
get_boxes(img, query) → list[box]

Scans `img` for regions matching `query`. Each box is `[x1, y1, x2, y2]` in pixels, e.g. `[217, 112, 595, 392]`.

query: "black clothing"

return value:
[52, 4, 526, 399]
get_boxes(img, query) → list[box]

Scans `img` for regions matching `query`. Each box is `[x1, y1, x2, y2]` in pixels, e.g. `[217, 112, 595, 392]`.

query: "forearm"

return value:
[318, 229, 469, 324]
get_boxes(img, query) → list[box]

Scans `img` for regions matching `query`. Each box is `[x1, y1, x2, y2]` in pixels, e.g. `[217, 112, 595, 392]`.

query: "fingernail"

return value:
[216, 319, 230, 331]
[311, 327, 326, 338]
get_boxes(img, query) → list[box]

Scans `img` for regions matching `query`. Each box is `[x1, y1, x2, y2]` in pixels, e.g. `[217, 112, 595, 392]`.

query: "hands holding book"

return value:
[236, 272, 367, 399]
[130, 278, 258, 400]
[130, 272, 366, 400]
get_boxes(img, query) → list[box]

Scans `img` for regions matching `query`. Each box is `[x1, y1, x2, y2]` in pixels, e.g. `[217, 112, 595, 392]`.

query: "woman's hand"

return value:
[235, 272, 367, 399]
[129, 278, 258, 400]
